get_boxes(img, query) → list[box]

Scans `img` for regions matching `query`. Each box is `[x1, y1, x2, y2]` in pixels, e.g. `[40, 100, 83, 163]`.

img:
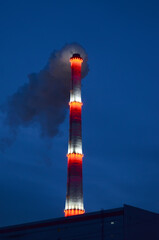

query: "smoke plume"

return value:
[0, 43, 89, 149]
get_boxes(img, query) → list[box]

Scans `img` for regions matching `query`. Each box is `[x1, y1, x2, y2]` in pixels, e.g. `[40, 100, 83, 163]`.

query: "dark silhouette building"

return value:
[0, 205, 159, 240]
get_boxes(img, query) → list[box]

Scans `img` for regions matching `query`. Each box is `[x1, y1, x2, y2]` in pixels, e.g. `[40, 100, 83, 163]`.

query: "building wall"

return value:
[0, 209, 124, 240]
[124, 205, 159, 240]
[0, 205, 158, 240]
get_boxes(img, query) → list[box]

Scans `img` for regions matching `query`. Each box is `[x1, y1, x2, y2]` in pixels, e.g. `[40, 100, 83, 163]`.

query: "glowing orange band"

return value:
[69, 101, 83, 109]
[64, 209, 85, 217]
[67, 153, 83, 162]
[70, 57, 83, 64]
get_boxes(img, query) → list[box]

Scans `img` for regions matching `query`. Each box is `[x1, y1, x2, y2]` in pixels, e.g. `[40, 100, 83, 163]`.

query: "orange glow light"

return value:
[70, 57, 83, 64]
[67, 153, 83, 162]
[69, 101, 83, 109]
[64, 209, 85, 217]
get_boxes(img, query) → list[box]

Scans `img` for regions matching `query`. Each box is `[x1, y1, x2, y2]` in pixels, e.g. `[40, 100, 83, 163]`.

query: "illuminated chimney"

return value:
[64, 54, 85, 217]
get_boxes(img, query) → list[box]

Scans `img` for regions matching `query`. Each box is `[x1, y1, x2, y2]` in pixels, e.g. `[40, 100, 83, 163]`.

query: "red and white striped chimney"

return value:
[64, 54, 85, 217]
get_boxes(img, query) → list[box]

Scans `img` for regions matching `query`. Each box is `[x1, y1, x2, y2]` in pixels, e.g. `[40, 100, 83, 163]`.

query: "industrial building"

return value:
[0, 204, 159, 240]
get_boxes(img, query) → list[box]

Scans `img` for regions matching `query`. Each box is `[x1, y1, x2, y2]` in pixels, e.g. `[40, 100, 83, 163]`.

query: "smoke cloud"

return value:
[0, 43, 89, 148]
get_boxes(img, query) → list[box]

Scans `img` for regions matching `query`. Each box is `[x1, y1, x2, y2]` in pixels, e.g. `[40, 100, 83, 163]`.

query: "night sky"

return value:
[0, 0, 159, 227]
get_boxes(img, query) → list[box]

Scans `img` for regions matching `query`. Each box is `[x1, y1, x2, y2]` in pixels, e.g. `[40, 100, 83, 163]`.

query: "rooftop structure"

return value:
[0, 205, 159, 240]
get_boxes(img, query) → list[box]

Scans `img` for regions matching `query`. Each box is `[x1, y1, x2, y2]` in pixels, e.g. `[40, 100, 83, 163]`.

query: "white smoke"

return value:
[0, 43, 89, 150]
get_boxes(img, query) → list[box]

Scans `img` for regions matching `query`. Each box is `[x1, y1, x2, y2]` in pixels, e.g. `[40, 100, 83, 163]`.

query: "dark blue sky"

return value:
[0, 0, 159, 227]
